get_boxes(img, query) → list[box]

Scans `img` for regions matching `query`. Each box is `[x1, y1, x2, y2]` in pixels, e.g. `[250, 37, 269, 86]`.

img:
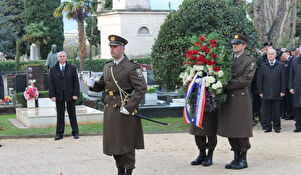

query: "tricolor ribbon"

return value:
[183, 74, 206, 128]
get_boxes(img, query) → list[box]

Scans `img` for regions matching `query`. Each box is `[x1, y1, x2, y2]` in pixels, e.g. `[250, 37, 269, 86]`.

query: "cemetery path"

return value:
[1, 119, 301, 175]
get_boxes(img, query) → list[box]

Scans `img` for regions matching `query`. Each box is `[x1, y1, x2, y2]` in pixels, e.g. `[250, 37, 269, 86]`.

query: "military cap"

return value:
[108, 35, 128, 46]
[264, 42, 273, 46]
[230, 33, 249, 44]
[287, 47, 297, 52]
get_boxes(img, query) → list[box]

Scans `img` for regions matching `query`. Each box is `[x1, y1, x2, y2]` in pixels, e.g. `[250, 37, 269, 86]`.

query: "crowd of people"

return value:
[252, 43, 301, 133]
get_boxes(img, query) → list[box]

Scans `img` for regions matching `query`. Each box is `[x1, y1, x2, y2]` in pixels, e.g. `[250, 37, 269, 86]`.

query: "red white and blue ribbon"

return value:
[183, 74, 206, 128]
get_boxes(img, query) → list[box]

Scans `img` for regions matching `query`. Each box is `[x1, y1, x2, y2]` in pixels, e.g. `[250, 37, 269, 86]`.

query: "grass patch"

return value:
[0, 114, 188, 136]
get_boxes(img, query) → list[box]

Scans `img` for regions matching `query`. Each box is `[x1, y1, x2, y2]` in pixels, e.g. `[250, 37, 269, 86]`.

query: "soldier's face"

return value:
[57, 53, 67, 64]
[232, 43, 246, 54]
[110, 45, 125, 60]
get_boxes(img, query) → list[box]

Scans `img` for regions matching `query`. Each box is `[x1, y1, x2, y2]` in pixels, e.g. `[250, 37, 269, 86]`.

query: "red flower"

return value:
[207, 60, 212, 65]
[206, 48, 210, 54]
[195, 41, 201, 45]
[211, 43, 217, 48]
[201, 45, 207, 51]
[213, 66, 220, 72]
[212, 61, 217, 65]
[199, 36, 205, 41]
[210, 39, 216, 44]
[186, 53, 191, 58]
[201, 58, 207, 64]
[211, 54, 217, 59]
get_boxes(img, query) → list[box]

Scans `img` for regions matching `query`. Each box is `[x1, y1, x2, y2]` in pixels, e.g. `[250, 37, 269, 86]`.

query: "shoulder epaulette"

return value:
[129, 59, 138, 64]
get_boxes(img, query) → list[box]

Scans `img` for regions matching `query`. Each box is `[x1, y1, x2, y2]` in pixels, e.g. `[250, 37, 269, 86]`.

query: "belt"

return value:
[105, 89, 133, 96]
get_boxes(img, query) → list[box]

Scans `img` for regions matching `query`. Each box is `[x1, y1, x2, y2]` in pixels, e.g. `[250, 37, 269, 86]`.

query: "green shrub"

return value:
[16, 91, 83, 107]
[0, 58, 151, 72]
[151, 0, 259, 90]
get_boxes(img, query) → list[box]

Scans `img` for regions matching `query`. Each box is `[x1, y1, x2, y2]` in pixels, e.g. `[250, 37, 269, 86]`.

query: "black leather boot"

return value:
[191, 148, 206, 165]
[225, 150, 240, 169]
[232, 151, 248, 169]
[117, 168, 125, 175]
[202, 150, 213, 166]
[125, 169, 132, 175]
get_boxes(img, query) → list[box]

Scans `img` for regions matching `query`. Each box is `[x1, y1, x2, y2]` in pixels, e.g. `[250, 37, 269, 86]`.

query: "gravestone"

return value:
[15, 74, 27, 93]
[26, 65, 45, 91]
[29, 43, 39, 61]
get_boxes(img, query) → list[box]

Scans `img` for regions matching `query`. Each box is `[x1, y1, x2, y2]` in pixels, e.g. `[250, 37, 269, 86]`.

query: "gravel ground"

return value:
[1, 119, 301, 175]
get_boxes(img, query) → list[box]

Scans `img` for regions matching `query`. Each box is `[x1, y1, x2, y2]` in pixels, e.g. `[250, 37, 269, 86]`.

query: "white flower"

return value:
[193, 65, 204, 71]
[212, 83, 218, 89]
[218, 70, 224, 78]
[207, 76, 216, 84]
[207, 65, 213, 75]
[195, 78, 201, 84]
[215, 80, 223, 88]
[216, 89, 222, 94]
[189, 67, 196, 75]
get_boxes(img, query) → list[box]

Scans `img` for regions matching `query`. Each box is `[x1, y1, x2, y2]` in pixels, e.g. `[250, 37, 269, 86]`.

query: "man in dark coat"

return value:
[87, 35, 147, 175]
[280, 52, 295, 120]
[48, 51, 80, 140]
[218, 33, 256, 170]
[289, 55, 301, 132]
[189, 111, 218, 167]
[257, 49, 286, 133]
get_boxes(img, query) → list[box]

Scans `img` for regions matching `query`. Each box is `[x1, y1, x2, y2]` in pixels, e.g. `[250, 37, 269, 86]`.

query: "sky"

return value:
[63, 0, 184, 33]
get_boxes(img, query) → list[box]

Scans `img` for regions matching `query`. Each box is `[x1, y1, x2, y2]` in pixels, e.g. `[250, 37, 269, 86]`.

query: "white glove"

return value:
[87, 77, 95, 87]
[120, 106, 130, 115]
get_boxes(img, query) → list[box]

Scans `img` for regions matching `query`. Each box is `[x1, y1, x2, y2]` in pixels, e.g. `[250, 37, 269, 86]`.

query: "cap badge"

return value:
[234, 35, 239, 39]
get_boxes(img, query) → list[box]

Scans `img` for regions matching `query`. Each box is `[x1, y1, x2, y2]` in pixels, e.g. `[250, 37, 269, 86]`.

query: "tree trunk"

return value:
[253, 0, 297, 47]
[77, 19, 86, 71]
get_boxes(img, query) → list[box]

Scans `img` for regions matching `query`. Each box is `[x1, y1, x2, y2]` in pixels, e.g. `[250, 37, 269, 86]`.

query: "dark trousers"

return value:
[294, 107, 301, 129]
[228, 138, 251, 152]
[55, 100, 79, 135]
[261, 100, 281, 130]
[194, 135, 217, 150]
[113, 150, 135, 170]
[281, 91, 294, 119]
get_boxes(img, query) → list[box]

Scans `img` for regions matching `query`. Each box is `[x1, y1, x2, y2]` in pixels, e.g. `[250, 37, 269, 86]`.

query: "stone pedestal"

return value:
[27, 99, 36, 108]
[145, 93, 158, 105]
[16, 105, 103, 128]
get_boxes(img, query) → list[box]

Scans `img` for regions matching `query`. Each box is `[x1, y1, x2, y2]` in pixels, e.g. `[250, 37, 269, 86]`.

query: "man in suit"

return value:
[87, 35, 147, 175]
[218, 33, 256, 170]
[257, 49, 286, 133]
[48, 51, 80, 140]
[289, 55, 301, 132]
[280, 52, 295, 120]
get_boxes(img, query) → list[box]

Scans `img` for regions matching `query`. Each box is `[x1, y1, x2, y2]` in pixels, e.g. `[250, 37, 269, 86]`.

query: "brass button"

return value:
[242, 93, 245, 95]
[231, 94, 234, 97]
[105, 104, 109, 107]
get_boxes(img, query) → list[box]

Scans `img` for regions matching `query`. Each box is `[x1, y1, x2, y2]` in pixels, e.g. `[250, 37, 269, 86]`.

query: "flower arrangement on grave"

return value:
[23, 79, 39, 100]
[3, 96, 13, 104]
[180, 32, 232, 128]
[147, 86, 157, 94]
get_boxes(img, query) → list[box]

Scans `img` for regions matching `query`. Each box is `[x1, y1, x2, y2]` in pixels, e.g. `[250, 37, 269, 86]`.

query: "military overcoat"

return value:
[90, 56, 147, 155]
[289, 56, 301, 107]
[189, 111, 218, 136]
[217, 53, 256, 138]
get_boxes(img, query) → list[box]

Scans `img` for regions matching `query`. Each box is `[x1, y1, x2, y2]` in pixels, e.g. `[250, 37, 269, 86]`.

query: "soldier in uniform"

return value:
[87, 35, 147, 175]
[217, 33, 256, 169]
[189, 111, 218, 167]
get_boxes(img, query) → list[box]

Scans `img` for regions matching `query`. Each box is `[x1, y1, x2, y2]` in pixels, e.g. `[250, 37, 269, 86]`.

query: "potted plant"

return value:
[23, 79, 39, 108]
